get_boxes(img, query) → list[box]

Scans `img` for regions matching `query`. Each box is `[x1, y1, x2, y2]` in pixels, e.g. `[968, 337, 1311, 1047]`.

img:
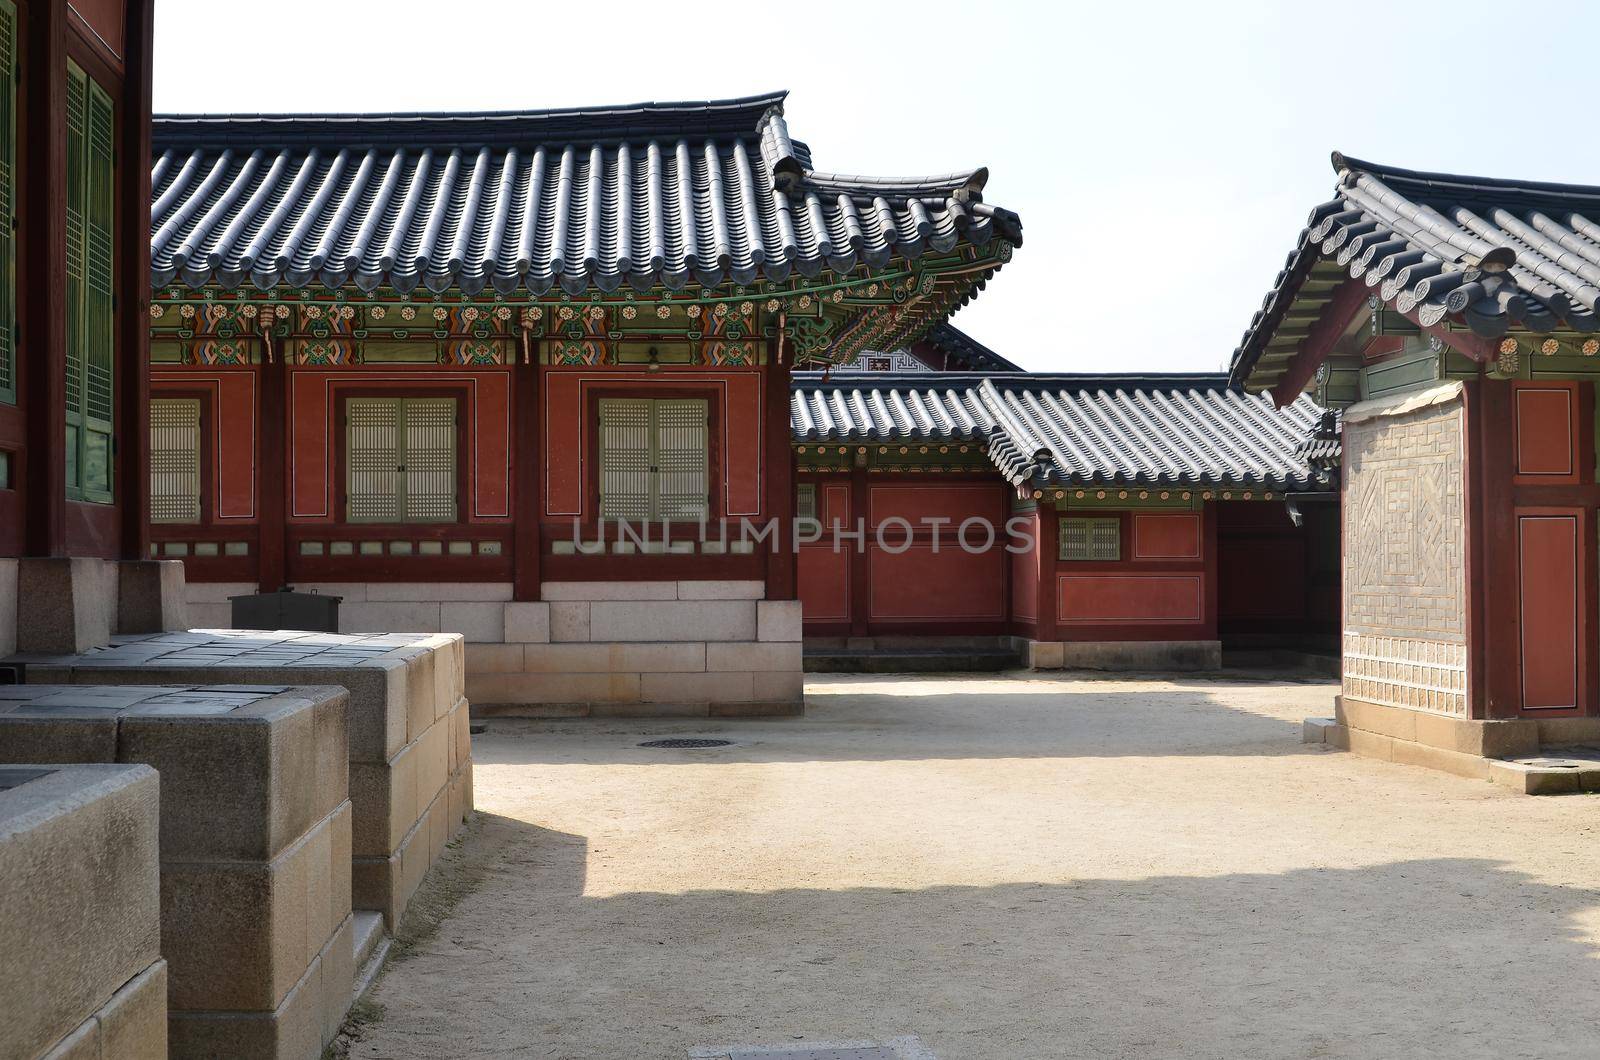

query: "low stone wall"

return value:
[186, 580, 806, 717]
[1016, 638, 1222, 671]
[0, 764, 167, 1060]
[0, 684, 353, 1058]
[16, 629, 472, 933]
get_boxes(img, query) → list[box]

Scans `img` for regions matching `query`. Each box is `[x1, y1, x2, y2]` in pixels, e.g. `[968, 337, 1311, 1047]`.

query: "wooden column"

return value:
[512, 356, 541, 600]
[117, 0, 154, 561]
[257, 360, 287, 592]
[848, 457, 869, 637]
[1034, 504, 1059, 644]
[21, 0, 69, 557]
[762, 336, 796, 600]
[1466, 377, 1521, 720]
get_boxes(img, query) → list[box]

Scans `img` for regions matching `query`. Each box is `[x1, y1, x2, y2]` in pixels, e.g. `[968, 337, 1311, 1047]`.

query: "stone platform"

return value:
[13, 629, 473, 931]
[1304, 695, 1600, 794]
[0, 764, 167, 1060]
[0, 683, 353, 1058]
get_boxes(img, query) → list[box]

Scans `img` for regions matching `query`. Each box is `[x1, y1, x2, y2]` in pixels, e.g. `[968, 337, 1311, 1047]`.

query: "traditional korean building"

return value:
[0, 0, 188, 656]
[1232, 153, 1600, 776]
[143, 93, 1022, 714]
[791, 372, 1339, 667]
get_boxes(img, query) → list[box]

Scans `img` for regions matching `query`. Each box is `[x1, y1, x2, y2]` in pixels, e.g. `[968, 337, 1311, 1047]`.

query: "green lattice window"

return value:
[65, 62, 115, 503]
[598, 398, 708, 521]
[345, 397, 457, 523]
[1059, 517, 1120, 562]
[795, 483, 817, 520]
[0, 0, 16, 405]
[150, 398, 201, 523]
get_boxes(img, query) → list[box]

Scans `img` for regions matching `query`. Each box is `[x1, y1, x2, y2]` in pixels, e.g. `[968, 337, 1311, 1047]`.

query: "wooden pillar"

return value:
[848, 458, 869, 637]
[1467, 377, 1521, 720]
[512, 357, 541, 601]
[1202, 501, 1220, 641]
[257, 360, 287, 592]
[117, 0, 154, 561]
[1034, 504, 1059, 644]
[21, 0, 69, 557]
[762, 337, 796, 600]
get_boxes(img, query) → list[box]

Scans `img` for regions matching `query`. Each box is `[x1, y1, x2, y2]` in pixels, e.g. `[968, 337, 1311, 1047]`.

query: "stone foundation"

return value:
[0, 764, 167, 1060]
[0, 684, 354, 1058]
[1307, 694, 1600, 787]
[1016, 638, 1222, 671]
[9, 557, 189, 656]
[15, 629, 473, 933]
[187, 580, 806, 717]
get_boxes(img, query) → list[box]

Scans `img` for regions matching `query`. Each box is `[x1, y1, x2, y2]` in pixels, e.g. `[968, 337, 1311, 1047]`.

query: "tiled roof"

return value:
[791, 373, 1330, 490]
[919, 324, 1023, 371]
[1232, 153, 1600, 390]
[149, 92, 1021, 297]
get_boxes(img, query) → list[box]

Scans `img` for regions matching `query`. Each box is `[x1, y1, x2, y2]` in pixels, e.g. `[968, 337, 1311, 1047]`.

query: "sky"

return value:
[153, 0, 1600, 374]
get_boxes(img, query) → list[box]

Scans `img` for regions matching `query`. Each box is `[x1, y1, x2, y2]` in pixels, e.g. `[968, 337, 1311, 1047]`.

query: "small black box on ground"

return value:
[229, 589, 343, 632]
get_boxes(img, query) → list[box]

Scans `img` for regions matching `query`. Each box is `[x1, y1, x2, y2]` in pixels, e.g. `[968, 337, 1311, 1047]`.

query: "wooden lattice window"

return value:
[1059, 517, 1120, 562]
[795, 483, 818, 520]
[346, 397, 457, 523]
[0, 0, 15, 405]
[149, 398, 201, 523]
[65, 61, 115, 503]
[598, 398, 708, 521]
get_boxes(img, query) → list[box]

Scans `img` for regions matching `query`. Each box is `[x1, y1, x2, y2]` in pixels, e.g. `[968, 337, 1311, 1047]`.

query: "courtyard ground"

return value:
[348, 671, 1600, 1060]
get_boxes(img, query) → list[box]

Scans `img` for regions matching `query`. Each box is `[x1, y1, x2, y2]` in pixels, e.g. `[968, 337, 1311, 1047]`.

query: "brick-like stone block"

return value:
[1022, 639, 1065, 670]
[752, 669, 804, 703]
[160, 801, 349, 1014]
[117, 559, 189, 635]
[465, 642, 526, 673]
[0, 764, 161, 1060]
[97, 959, 168, 1060]
[1058, 640, 1221, 671]
[542, 580, 677, 601]
[0, 558, 19, 657]
[415, 719, 450, 819]
[706, 641, 801, 672]
[549, 601, 591, 642]
[338, 600, 443, 634]
[320, 912, 356, 1047]
[403, 648, 437, 743]
[349, 748, 417, 859]
[756, 599, 803, 643]
[677, 580, 765, 600]
[366, 582, 513, 602]
[520, 641, 707, 673]
[504, 602, 551, 643]
[590, 600, 756, 642]
[183, 580, 259, 605]
[639, 670, 755, 704]
[467, 670, 642, 705]
[442, 600, 505, 643]
[17, 556, 115, 654]
[167, 949, 324, 1060]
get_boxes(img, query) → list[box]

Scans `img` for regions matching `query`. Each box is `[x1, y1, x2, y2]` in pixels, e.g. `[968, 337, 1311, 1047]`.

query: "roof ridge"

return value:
[1333, 150, 1600, 202]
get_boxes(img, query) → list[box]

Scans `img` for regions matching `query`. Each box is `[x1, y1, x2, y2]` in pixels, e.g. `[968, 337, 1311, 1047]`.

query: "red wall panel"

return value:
[1011, 512, 1039, 621]
[542, 368, 764, 518]
[1514, 385, 1577, 480]
[1058, 573, 1204, 625]
[1518, 512, 1581, 710]
[288, 368, 512, 522]
[869, 544, 1005, 621]
[1133, 512, 1201, 559]
[867, 483, 1007, 529]
[799, 545, 851, 623]
[152, 368, 258, 521]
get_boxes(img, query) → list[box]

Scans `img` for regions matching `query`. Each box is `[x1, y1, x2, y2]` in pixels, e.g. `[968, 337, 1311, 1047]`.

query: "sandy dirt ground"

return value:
[348, 671, 1600, 1060]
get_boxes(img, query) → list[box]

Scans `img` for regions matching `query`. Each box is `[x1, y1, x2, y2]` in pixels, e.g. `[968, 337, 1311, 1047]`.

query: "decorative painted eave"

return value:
[790, 372, 1330, 491]
[147, 92, 1022, 346]
[1231, 152, 1600, 394]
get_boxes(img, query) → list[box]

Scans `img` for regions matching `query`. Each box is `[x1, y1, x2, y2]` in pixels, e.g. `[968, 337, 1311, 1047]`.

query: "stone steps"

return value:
[350, 910, 392, 1004]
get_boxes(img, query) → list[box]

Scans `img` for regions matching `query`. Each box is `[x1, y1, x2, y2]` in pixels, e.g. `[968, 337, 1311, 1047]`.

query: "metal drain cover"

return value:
[639, 737, 732, 749]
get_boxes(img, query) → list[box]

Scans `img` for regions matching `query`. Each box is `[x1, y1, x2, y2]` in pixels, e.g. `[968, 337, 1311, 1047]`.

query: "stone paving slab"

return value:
[690, 1039, 935, 1060]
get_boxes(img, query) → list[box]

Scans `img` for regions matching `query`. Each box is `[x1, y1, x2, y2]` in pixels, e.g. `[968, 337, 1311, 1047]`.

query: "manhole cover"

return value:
[639, 738, 733, 749]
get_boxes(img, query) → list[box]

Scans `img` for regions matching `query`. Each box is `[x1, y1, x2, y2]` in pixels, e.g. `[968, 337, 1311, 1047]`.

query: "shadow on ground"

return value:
[354, 810, 1600, 1060]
